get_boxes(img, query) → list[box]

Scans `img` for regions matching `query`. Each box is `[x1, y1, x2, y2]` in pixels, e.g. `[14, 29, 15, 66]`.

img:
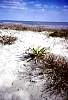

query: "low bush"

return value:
[41, 54, 68, 97]
[23, 47, 50, 62]
[0, 35, 17, 45]
[49, 29, 68, 38]
[24, 48, 68, 98]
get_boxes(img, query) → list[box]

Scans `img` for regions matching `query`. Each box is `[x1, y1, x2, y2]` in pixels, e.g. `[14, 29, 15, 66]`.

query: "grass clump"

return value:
[49, 29, 68, 38]
[0, 35, 17, 45]
[31, 47, 50, 59]
[24, 47, 50, 62]
[22, 47, 50, 63]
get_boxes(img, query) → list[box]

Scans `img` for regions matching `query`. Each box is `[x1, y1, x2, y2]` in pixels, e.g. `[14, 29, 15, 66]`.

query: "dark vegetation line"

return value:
[0, 23, 53, 32]
[0, 23, 68, 38]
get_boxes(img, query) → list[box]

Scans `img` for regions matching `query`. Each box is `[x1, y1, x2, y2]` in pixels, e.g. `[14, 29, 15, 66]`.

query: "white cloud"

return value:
[64, 5, 68, 8]
[41, 8, 45, 12]
[11, 6, 26, 10]
[0, 5, 8, 8]
[61, 5, 68, 12]
[34, 3, 42, 8]
[0, 5, 26, 10]
[34, 4, 42, 7]
[3, 0, 21, 6]
[0, 0, 27, 10]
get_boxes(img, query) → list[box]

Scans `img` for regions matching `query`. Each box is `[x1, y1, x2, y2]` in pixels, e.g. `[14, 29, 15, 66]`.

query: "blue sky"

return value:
[0, 0, 68, 22]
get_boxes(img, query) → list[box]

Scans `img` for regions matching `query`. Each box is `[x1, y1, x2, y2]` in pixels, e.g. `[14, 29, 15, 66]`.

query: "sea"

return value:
[0, 20, 68, 29]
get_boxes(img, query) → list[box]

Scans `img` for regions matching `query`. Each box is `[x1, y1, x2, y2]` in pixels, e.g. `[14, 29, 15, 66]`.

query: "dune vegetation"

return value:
[49, 29, 68, 38]
[0, 35, 17, 45]
[0, 25, 68, 99]
[23, 47, 68, 98]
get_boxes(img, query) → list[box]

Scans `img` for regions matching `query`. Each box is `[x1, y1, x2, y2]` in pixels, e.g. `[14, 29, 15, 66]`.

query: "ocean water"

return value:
[0, 20, 68, 29]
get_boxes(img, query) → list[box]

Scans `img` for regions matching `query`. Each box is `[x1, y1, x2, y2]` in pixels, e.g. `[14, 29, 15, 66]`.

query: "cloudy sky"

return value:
[0, 0, 68, 22]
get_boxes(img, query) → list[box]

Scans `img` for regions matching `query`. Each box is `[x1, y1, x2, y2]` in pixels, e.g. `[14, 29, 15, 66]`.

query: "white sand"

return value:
[0, 29, 68, 100]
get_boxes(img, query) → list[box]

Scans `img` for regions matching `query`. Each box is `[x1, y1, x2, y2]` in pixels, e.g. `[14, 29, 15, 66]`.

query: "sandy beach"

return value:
[0, 29, 68, 100]
[0, 0, 68, 99]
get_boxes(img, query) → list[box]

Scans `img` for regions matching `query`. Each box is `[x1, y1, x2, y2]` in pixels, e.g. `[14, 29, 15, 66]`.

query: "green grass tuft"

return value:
[31, 47, 50, 60]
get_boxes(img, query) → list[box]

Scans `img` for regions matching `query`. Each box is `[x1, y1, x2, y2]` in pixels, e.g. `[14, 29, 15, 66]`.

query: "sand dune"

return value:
[0, 29, 68, 100]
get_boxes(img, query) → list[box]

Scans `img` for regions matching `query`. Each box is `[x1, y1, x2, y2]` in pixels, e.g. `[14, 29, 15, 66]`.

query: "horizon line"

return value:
[0, 20, 68, 23]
